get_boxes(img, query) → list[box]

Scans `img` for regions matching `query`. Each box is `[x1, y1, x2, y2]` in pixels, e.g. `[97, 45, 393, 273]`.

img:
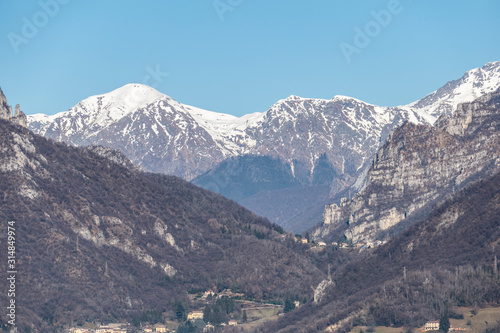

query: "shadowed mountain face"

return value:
[0, 119, 323, 330]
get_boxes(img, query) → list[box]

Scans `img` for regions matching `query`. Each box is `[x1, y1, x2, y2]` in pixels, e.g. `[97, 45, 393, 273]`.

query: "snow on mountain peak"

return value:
[285, 95, 303, 101]
[87, 83, 166, 120]
[405, 61, 500, 120]
[331, 95, 373, 106]
[482, 61, 500, 71]
[26, 61, 500, 180]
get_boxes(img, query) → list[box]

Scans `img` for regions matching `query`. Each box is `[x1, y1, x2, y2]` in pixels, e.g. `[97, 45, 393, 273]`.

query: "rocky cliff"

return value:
[316, 87, 500, 243]
[269, 168, 500, 333]
[0, 87, 27, 128]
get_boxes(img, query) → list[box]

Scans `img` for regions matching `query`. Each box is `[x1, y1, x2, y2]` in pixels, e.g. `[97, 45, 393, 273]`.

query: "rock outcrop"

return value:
[316, 87, 500, 243]
[0, 87, 11, 120]
[0, 87, 27, 128]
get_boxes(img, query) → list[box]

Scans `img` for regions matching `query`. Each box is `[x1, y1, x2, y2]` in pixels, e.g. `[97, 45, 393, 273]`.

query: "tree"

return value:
[203, 306, 212, 324]
[177, 321, 196, 333]
[174, 301, 188, 321]
[242, 310, 248, 323]
[440, 315, 450, 333]
[284, 298, 295, 313]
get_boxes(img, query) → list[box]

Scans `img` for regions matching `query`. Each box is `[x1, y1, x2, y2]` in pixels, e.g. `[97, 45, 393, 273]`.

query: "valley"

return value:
[1, 62, 500, 332]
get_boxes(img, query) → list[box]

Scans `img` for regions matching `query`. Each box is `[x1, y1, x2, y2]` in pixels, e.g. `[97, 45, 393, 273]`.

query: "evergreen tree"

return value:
[242, 310, 248, 323]
[440, 315, 450, 333]
[174, 301, 188, 321]
[284, 298, 295, 313]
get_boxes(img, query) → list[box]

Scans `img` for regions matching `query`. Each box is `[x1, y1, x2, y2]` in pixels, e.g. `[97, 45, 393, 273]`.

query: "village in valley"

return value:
[65, 288, 287, 333]
[291, 233, 387, 251]
[65, 306, 500, 333]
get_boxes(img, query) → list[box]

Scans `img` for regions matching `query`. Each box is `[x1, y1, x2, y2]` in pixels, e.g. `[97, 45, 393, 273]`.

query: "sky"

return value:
[0, 1, 499, 117]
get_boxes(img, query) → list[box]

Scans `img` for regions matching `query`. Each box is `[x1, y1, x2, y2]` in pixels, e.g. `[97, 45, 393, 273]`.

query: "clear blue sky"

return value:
[0, 1, 499, 116]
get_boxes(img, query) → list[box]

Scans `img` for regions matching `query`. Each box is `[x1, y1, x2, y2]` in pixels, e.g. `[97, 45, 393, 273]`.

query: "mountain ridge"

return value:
[28, 62, 500, 181]
[0, 117, 322, 330]
[316, 85, 500, 243]
[268, 167, 500, 332]
[25, 62, 500, 233]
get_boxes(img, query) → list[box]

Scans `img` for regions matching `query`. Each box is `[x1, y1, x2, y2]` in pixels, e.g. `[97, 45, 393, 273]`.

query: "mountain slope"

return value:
[192, 155, 301, 202]
[0, 119, 322, 330]
[26, 62, 500, 233]
[317, 86, 500, 243]
[268, 169, 500, 332]
[406, 61, 500, 118]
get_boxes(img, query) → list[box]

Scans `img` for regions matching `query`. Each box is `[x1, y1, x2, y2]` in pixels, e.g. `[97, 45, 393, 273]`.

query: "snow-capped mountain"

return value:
[405, 61, 500, 119]
[28, 62, 500, 184]
[30, 84, 241, 179]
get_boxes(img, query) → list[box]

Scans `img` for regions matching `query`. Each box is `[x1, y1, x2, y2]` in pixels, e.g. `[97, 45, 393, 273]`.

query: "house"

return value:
[217, 289, 244, 298]
[203, 324, 215, 332]
[143, 325, 154, 332]
[187, 311, 204, 320]
[201, 290, 215, 300]
[228, 320, 238, 326]
[95, 324, 129, 333]
[155, 324, 168, 332]
[301, 238, 308, 244]
[294, 300, 300, 308]
[425, 320, 440, 330]
[317, 241, 327, 247]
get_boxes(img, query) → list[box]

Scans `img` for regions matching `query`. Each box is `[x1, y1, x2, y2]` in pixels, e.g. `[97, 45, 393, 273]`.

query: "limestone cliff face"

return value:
[316, 88, 500, 243]
[0, 87, 27, 128]
[11, 104, 28, 127]
[0, 87, 11, 120]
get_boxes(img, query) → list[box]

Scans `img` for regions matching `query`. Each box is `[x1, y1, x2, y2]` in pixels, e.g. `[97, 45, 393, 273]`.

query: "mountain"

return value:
[191, 154, 333, 232]
[405, 61, 500, 118]
[192, 155, 302, 202]
[28, 84, 233, 180]
[239, 185, 331, 233]
[0, 86, 27, 127]
[27, 62, 500, 231]
[268, 168, 500, 332]
[0, 115, 323, 330]
[316, 86, 500, 243]
[27, 86, 411, 181]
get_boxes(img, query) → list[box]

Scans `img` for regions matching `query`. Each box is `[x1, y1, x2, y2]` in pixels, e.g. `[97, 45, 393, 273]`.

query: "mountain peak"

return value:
[482, 61, 500, 71]
[331, 95, 371, 105]
[102, 83, 167, 105]
[68, 83, 167, 124]
[284, 95, 304, 101]
[406, 61, 500, 119]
